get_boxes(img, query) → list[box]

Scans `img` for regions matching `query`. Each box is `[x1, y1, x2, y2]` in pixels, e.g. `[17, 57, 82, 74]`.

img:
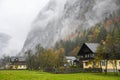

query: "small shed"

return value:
[65, 56, 77, 66]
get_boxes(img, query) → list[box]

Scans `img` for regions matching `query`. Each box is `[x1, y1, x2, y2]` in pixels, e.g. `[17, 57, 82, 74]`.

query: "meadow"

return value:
[0, 70, 120, 80]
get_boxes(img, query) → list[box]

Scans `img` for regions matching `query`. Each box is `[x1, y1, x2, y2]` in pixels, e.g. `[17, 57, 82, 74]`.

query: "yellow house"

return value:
[78, 43, 120, 72]
[6, 56, 27, 70]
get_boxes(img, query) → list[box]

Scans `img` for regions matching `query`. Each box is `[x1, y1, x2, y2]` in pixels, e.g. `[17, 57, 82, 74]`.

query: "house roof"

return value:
[10, 56, 26, 62]
[78, 43, 99, 56]
[85, 43, 99, 53]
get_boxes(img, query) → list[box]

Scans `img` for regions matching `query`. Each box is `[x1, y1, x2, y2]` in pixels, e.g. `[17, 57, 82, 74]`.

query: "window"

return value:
[80, 56, 83, 58]
[85, 55, 87, 58]
[22, 65, 25, 68]
[90, 54, 94, 57]
[93, 62, 96, 66]
[19, 65, 22, 68]
[85, 54, 89, 58]
[87, 54, 89, 57]
[101, 61, 106, 66]
[85, 62, 88, 66]
[92, 54, 94, 57]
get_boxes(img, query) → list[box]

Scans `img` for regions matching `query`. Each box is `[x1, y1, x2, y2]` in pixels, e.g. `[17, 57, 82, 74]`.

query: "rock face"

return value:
[22, 0, 120, 52]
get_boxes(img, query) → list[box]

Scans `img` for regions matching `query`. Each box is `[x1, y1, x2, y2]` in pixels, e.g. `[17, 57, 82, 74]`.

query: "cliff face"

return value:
[22, 0, 120, 52]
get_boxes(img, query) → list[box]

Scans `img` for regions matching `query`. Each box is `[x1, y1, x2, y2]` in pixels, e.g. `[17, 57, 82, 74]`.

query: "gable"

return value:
[78, 43, 99, 56]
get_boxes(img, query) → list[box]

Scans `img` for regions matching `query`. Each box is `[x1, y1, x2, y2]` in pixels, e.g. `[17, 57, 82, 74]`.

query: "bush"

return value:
[84, 68, 102, 73]
[70, 65, 80, 68]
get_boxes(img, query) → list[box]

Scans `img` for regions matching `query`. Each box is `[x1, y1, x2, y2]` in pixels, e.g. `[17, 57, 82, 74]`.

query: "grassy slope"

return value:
[0, 70, 120, 80]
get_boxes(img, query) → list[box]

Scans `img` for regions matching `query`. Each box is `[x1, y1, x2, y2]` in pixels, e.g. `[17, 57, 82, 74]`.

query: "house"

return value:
[77, 43, 120, 72]
[6, 56, 27, 70]
[65, 56, 77, 66]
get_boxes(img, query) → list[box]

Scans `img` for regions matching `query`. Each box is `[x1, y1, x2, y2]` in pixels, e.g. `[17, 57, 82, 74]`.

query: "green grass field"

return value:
[0, 70, 120, 80]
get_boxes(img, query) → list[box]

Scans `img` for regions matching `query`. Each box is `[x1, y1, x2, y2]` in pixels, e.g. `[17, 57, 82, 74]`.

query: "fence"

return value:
[44, 68, 102, 74]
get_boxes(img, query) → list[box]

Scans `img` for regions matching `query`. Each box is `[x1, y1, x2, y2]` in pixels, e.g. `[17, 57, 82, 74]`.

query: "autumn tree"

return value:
[70, 46, 80, 56]
[35, 44, 46, 70]
[25, 50, 34, 70]
[96, 31, 120, 74]
[55, 48, 65, 68]
[96, 44, 105, 69]
[111, 29, 120, 75]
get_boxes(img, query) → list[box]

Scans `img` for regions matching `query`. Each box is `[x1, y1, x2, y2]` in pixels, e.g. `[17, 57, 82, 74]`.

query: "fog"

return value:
[0, 0, 120, 56]
[0, 0, 49, 57]
[23, 0, 120, 52]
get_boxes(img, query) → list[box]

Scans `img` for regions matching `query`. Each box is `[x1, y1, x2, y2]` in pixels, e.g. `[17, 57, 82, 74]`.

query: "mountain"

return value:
[22, 0, 120, 52]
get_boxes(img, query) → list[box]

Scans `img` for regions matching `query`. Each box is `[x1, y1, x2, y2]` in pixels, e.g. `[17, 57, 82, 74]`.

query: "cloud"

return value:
[0, 33, 11, 54]
[0, 0, 49, 57]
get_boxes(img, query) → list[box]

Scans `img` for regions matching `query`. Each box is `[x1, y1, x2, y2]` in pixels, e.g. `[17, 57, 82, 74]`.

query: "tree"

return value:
[96, 32, 120, 75]
[35, 44, 46, 70]
[103, 34, 115, 74]
[97, 27, 107, 42]
[96, 44, 104, 69]
[1, 55, 10, 69]
[70, 46, 80, 56]
[25, 50, 34, 70]
[55, 48, 65, 68]
[43, 49, 56, 70]
[96, 34, 113, 74]
[111, 29, 120, 75]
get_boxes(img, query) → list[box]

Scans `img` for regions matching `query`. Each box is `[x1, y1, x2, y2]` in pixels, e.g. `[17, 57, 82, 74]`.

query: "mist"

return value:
[0, 0, 49, 57]
[23, 0, 120, 52]
[0, 0, 120, 56]
[0, 33, 11, 57]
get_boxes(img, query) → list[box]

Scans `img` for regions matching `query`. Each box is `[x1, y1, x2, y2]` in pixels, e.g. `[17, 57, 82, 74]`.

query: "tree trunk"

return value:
[99, 61, 102, 72]
[105, 60, 108, 74]
[115, 60, 118, 75]
[100, 61, 102, 69]
[113, 60, 115, 74]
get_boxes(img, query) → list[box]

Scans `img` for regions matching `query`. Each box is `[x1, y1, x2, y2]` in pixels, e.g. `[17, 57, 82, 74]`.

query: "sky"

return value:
[0, 0, 49, 57]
